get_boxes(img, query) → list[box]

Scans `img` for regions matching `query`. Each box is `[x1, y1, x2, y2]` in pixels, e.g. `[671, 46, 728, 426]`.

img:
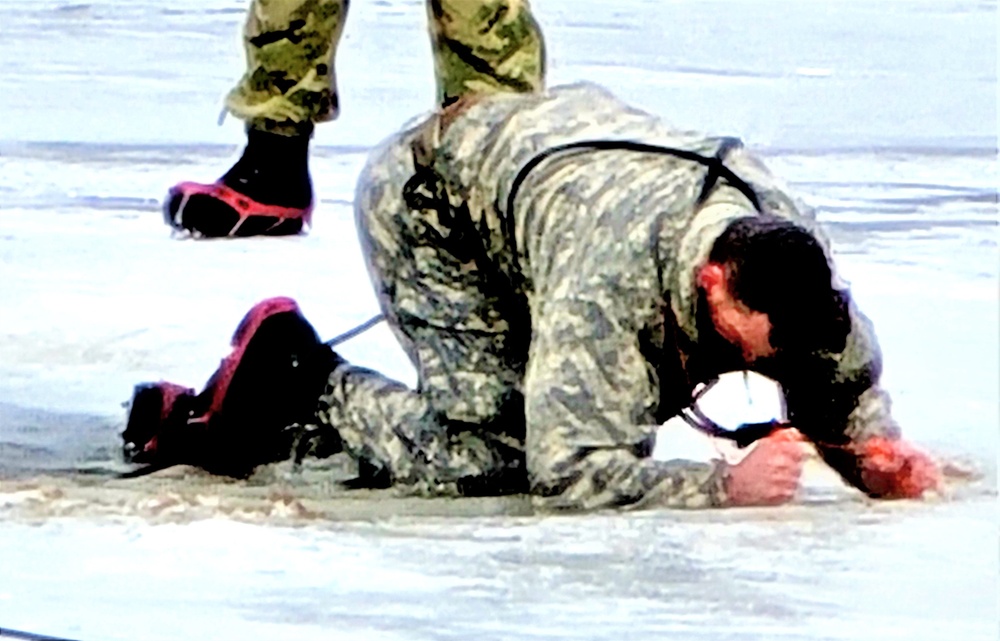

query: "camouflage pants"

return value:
[315, 106, 535, 495]
[225, 0, 545, 135]
[297, 1, 542, 496]
[317, 151, 530, 493]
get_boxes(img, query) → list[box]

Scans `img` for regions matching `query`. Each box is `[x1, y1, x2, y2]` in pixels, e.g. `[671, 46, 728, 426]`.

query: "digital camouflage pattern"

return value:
[333, 82, 901, 511]
[225, 0, 544, 134]
[226, 0, 900, 509]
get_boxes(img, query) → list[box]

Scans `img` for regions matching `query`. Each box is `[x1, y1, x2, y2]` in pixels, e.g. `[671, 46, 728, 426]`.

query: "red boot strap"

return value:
[170, 181, 313, 234]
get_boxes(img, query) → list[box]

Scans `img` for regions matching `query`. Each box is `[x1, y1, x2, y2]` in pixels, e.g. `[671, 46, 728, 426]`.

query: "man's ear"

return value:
[696, 263, 726, 293]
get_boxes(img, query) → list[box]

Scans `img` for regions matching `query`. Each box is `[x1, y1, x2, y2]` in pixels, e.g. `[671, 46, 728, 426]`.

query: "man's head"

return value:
[697, 216, 851, 363]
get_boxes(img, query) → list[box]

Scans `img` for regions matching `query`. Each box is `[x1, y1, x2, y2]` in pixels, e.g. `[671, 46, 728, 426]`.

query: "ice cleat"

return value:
[164, 181, 313, 238]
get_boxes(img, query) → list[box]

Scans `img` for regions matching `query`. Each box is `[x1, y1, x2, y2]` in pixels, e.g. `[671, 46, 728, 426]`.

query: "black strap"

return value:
[678, 407, 787, 449]
[638, 374, 791, 455]
[695, 137, 749, 207]
[505, 138, 764, 221]
[324, 314, 385, 348]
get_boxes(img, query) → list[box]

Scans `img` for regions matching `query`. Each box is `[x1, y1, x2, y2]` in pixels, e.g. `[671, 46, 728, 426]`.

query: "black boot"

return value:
[163, 127, 314, 238]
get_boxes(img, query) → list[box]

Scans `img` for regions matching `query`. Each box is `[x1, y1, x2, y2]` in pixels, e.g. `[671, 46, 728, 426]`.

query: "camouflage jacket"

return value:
[371, 83, 900, 510]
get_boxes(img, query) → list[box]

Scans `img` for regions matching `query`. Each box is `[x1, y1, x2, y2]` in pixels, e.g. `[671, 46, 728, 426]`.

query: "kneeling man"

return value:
[126, 1, 938, 510]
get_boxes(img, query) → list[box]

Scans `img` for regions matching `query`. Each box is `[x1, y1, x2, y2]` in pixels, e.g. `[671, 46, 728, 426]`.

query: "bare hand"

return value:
[724, 428, 806, 506]
[859, 437, 941, 499]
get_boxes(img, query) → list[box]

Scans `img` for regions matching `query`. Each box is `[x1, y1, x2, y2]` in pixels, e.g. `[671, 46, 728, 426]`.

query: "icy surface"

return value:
[0, 1, 997, 640]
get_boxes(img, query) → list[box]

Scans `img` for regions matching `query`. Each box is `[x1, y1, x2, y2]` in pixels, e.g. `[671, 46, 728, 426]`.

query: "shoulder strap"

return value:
[505, 138, 764, 219]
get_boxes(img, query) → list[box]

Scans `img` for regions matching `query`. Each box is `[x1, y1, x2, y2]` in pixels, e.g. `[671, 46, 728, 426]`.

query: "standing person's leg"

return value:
[165, 0, 349, 238]
[425, 0, 546, 107]
[226, 0, 347, 133]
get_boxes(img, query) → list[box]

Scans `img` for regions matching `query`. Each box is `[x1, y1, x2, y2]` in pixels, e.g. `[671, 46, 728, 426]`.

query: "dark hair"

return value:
[708, 216, 851, 354]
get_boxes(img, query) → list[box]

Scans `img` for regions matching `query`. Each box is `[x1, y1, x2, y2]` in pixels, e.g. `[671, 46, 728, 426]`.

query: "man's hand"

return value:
[723, 428, 805, 506]
[857, 437, 941, 499]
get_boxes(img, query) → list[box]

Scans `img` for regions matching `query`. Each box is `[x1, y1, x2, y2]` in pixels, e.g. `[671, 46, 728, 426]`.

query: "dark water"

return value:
[0, 1, 996, 640]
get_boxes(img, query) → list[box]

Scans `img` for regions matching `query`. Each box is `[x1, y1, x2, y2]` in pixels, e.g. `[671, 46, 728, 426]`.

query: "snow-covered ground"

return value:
[0, 1, 997, 640]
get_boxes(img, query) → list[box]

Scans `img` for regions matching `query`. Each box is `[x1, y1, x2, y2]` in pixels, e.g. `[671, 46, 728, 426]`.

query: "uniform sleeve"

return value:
[783, 302, 902, 493]
[523, 297, 728, 511]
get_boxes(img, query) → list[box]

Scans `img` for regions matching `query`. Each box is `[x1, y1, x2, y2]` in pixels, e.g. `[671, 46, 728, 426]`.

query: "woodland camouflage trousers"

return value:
[224, 0, 546, 134]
